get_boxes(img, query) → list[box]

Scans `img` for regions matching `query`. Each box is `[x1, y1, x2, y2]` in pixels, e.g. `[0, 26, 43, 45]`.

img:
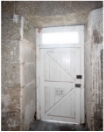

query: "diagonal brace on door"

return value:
[45, 88, 74, 115]
[47, 53, 75, 80]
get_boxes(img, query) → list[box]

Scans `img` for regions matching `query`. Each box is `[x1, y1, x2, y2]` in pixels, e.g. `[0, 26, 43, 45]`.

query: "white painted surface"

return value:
[36, 26, 84, 124]
[42, 32, 79, 44]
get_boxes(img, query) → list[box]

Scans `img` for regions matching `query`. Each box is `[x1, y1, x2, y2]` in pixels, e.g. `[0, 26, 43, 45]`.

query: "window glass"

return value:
[42, 32, 78, 44]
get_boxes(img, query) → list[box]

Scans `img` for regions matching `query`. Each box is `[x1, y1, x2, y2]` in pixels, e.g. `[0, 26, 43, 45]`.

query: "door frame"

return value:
[36, 26, 85, 124]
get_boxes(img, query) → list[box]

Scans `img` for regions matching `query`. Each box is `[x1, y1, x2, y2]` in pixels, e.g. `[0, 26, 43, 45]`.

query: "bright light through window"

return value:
[42, 32, 78, 44]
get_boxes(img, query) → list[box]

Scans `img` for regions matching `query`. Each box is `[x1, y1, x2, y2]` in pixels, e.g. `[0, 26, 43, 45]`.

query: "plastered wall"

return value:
[85, 8, 103, 130]
[2, 1, 102, 27]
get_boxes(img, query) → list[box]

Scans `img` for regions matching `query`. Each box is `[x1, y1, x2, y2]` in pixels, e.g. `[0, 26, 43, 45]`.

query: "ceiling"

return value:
[2, 1, 103, 27]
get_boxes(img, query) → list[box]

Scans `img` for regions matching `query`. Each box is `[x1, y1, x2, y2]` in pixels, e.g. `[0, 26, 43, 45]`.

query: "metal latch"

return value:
[75, 84, 81, 87]
[76, 75, 82, 79]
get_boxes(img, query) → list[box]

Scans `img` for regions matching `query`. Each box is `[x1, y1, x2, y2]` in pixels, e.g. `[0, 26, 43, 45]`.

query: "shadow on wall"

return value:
[93, 49, 103, 131]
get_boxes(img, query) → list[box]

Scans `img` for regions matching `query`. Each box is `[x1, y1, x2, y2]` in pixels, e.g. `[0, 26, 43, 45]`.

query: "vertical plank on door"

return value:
[45, 51, 49, 81]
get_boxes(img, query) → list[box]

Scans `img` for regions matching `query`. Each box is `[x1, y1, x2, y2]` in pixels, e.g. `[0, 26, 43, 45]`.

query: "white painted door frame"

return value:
[36, 26, 84, 124]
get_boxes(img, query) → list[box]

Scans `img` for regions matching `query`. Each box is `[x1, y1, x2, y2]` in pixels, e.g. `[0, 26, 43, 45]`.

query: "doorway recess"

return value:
[36, 26, 84, 124]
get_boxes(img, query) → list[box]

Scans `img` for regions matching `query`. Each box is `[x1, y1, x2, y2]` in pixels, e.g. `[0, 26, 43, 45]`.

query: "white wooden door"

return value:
[36, 26, 84, 124]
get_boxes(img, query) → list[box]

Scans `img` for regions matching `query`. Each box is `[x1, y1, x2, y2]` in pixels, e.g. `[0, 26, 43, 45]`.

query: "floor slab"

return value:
[30, 120, 85, 131]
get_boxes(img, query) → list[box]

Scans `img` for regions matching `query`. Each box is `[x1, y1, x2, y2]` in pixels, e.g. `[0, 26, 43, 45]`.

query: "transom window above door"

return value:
[37, 26, 84, 48]
[42, 32, 79, 44]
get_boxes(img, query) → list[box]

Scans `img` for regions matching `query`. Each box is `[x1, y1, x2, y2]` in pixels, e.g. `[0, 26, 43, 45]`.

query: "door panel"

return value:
[40, 48, 81, 123]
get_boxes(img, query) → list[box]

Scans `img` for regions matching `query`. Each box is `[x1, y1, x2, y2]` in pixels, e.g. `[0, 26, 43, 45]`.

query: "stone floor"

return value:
[30, 120, 86, 131]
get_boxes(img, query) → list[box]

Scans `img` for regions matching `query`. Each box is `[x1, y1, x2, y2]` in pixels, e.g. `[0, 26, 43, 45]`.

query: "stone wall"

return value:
[20, 17, 36, 130]
[2, 13, 21, 131]
[85, 8, 103, 130]
[2, 1, 103, 131]
[2, 14, 36, 130]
